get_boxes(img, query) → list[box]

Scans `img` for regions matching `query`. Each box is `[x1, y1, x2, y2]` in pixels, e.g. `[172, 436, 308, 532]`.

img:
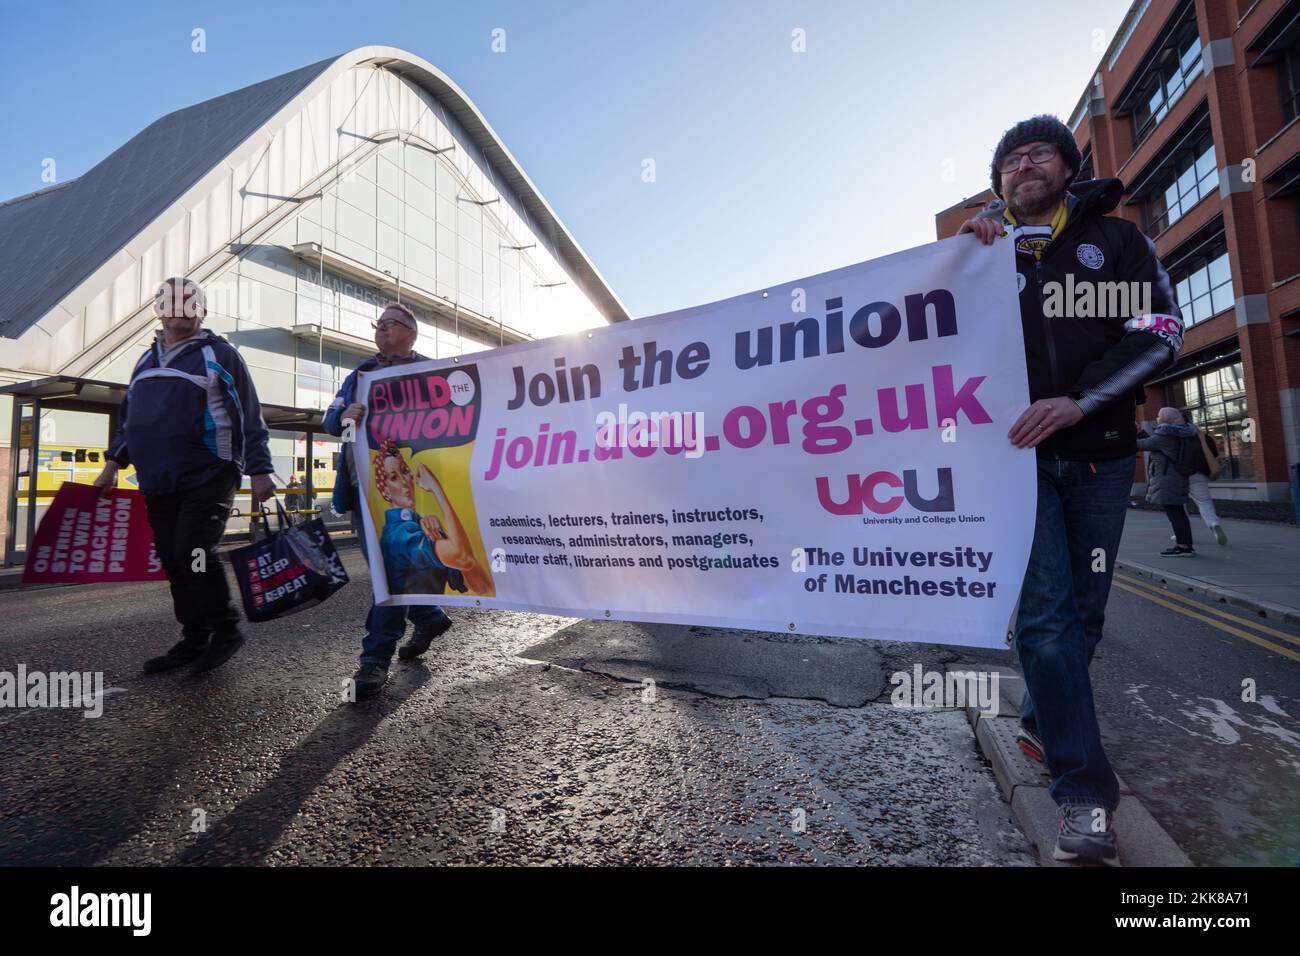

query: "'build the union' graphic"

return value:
[366, 364, 481, 452]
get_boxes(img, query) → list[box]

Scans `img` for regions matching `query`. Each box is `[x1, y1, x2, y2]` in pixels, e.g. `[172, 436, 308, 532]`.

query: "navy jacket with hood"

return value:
[106, 330, 273, 494]
[322, 351, 428, 516]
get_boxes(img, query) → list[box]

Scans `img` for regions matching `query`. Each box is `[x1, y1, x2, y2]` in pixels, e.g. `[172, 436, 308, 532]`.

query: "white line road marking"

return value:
[0, 687, 127, 725]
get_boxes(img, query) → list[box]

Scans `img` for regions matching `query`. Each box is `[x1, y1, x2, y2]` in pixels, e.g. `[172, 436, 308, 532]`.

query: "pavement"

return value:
[1116, 509, 1300, 625]
[1079, 582, 1300, 866]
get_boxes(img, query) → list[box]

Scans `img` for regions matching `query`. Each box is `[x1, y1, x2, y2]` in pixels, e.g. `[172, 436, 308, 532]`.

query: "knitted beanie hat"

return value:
[990, 115, 1081, 197]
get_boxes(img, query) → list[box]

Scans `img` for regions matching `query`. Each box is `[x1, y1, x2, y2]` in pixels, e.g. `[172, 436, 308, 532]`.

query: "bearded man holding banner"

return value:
[958, 116, 1183, 866]
[323, 303, 455, 700]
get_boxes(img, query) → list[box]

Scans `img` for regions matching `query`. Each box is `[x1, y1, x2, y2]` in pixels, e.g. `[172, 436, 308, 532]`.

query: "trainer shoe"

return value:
[1053, 805, 1120, 867]
[191, 629, 246, 673]
[143, 635, 210, 674]
[351, 662, 388, 699]
[398, 615, 453, 660]
[1159, 546, 1195, 556]
[1016, 725, 1045, 764]
[1212, 524, 1228, 546]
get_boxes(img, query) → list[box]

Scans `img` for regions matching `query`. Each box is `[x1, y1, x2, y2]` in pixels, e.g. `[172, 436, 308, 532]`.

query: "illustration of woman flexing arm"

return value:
[374, 441, 494, 596]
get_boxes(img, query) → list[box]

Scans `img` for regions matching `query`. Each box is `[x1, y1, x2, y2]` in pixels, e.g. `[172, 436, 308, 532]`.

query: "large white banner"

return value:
[353, 237, 1034, 648]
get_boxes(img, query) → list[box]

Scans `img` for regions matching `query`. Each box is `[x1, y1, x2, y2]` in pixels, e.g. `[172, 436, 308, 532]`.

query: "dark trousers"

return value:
[1015, 457, 1130, 812]
[144, 467, 242, 640]
[1164, 505, 1193, 548]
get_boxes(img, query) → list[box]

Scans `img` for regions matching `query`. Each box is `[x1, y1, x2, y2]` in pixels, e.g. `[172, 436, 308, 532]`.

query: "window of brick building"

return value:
[1166, 227, 1234, 328]
[1246, 0, 1300, 131]
[1142, 129, 1217, 236]
[1128, 3, 1203, 145]
[1262, 151, 1300, 280]
[1077, 145, 1095, 182]
[1281, 35, 1300, 123]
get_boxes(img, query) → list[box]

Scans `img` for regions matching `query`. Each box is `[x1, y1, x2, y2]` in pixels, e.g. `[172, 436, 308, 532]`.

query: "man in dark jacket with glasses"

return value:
[323, 303, 454, 699]
[959, 115, 1183, 866]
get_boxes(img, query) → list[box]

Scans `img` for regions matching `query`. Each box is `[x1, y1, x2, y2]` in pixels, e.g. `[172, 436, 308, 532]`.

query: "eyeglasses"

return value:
[999, 144, 1059, 174]
[372, 319, 410, 331]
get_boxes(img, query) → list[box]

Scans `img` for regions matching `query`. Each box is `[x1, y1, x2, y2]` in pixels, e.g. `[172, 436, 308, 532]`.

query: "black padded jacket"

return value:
[978, 178, 1184, 460]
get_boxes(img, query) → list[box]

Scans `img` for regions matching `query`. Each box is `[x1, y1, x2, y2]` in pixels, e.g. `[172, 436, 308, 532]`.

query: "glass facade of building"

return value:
[0, 52, 630, 561]
[1130, 14, 1202, 144]
[51, 124, 606, 533]
[1169, 234, 1234, 328]
[1144, 132, 1217, 236]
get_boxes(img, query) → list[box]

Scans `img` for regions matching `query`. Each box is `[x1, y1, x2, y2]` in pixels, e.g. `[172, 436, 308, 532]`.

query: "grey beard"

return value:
[1008, 182, 1064, 222]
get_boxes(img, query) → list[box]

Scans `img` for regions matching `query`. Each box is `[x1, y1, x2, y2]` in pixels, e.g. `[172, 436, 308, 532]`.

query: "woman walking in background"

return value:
[1138, 407, 1199, 556]
[1186, 424, 1228, 545]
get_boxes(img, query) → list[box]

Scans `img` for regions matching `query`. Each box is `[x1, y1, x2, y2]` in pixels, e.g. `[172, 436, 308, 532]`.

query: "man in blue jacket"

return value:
[322, 303, 453, 699]
[93, 277, 276, 673]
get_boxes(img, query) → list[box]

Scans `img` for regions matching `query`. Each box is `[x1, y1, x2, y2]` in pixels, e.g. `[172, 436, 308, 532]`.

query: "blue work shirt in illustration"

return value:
[379, 507, 468, 596]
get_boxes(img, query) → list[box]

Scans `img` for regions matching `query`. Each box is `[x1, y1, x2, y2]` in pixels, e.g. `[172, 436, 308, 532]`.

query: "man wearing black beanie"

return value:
[958, 115, 1184, 866]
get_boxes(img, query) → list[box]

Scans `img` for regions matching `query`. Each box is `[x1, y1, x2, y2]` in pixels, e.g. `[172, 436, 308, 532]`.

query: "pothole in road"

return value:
[521, 619, 885, 707]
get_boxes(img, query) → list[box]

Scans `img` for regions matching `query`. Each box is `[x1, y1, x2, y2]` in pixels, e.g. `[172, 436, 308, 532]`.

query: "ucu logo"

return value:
[816, 468, 955, 515]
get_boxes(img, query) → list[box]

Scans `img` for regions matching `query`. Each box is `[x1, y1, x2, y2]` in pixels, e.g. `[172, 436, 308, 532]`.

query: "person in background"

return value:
[1138, 407, 1202, 556]
[1185, 423, 1227, 545]
[93, 277, 275, 673]
[322, 303, 454, 700]
[285, 475, 304, 522]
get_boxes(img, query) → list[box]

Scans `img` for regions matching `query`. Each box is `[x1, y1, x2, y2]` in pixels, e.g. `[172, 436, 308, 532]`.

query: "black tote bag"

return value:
[228, 500, 349, 623]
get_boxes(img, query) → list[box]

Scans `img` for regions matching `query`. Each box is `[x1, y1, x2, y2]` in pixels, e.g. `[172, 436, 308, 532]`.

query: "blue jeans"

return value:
[351, 510, 451, 666]
[1014, 456, 1130, 812]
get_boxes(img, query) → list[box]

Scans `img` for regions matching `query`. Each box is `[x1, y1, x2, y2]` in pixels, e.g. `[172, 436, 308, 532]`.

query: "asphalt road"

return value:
[944, 567, 1300, 867]
[1093, 572, 1300, 866]
[8, 542, 1294, 867]
[0, 547, 1032, 866]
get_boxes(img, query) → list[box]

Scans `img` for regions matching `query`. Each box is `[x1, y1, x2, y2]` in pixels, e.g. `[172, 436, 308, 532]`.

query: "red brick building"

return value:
[936, 0, 1300, 514]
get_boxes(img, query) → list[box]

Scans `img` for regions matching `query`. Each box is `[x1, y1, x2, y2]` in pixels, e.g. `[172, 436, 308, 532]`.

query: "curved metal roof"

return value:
[0, 46, 629, 347]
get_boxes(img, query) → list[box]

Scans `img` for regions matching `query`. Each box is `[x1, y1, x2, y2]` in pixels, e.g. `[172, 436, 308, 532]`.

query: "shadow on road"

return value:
[175, 667, 432, 865]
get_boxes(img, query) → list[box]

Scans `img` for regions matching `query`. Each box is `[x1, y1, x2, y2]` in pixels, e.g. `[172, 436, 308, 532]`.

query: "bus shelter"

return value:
[1, 375, 345, 566]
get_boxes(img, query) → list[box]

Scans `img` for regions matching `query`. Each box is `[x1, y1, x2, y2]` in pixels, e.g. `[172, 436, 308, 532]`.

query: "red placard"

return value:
[22, 483, 164, 583]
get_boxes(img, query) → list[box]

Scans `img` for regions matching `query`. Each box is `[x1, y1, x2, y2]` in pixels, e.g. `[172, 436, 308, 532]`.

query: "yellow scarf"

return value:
[1003, 202, 1068, 260]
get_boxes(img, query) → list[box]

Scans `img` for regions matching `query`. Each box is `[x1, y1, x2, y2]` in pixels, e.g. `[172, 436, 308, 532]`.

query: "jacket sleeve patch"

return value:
[1124, 313, 1183, 353]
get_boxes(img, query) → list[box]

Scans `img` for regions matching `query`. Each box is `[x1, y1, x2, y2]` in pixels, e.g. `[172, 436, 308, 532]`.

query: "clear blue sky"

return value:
[0, 0, 1135, 318]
